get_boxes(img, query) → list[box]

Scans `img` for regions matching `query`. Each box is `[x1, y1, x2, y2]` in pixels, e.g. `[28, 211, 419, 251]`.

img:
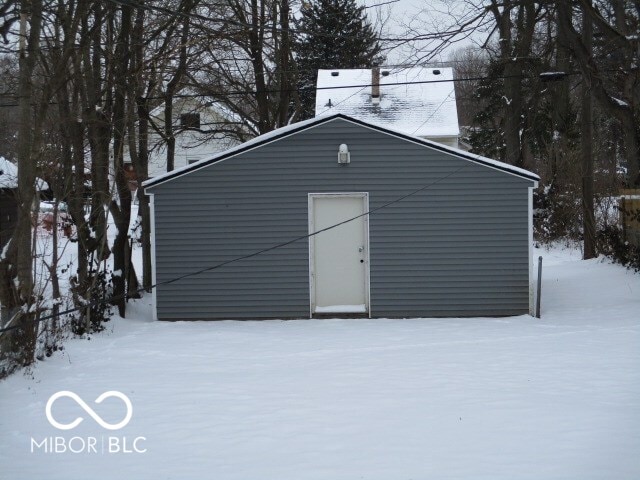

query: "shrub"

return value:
[597, 224, 640, 271]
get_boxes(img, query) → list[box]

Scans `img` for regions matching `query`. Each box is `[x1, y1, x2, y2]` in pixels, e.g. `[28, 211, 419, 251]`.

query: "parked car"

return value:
[38, 201, 73, 237]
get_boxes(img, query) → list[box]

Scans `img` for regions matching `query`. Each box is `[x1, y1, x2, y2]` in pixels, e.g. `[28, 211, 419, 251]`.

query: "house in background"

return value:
[315, 66, 460, 148]
[144, 114, 538, 321]
[123, 95, 244, 185]
[0, 157, 49, 250]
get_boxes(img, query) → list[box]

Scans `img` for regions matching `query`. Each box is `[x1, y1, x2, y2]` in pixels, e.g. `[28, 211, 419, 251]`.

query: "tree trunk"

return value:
[84, 3, 111, 268]
[130, 4, 153, 290]
[549, 1, 572, 187]
[110, 3, 134, 317]
[490, 0, 537, 169]
[164, 13, 191, 173]
[581, 2, 596, 259]
[250, 0, 270, 134]
[1, 0, 45, 367]
[276, 0, 291, 127]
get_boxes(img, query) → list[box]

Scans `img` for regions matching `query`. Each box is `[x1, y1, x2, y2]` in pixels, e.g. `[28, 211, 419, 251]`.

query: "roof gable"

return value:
[147, 94, 243, 126]
[315, 67, 460, 138]
[143, 114, 539, 190]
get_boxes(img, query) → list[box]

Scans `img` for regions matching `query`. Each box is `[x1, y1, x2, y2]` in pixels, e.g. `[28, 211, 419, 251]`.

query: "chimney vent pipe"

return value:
[371, 66, 380, 105]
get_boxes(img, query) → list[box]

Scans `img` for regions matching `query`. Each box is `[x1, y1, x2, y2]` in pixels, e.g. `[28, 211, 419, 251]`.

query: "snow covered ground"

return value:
[1, 246, 639, 479]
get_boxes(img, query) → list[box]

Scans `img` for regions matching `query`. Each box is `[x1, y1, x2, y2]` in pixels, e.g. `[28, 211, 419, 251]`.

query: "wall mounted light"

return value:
[338, 144, 350, 164]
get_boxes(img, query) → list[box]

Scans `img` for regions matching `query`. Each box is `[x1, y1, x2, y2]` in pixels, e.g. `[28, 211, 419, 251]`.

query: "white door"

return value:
[309, 193, 369, 315]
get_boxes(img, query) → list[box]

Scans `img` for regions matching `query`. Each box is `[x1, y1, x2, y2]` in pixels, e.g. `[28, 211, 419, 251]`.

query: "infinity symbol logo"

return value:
[45, 391, 133, 431]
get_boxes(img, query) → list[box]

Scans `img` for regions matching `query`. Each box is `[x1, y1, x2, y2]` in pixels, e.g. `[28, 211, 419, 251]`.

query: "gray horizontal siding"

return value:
[148, 117, 535, 320]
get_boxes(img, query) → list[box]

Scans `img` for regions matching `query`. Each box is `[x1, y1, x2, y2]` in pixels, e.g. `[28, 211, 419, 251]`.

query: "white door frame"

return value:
[308, 192, 371, 317]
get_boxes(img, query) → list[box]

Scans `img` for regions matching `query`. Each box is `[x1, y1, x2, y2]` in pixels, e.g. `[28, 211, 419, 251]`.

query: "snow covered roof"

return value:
[315, 67, 460, 138]
[0, 156, 49, 191]
[143, 114, 538, 190]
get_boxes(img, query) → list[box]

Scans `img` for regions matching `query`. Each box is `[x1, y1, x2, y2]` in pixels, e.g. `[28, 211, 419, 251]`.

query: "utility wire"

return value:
[0, 70, 577, 108]
[411, 90, 455, 135]
[0, 163, 467, 334]
[170, 71, 575, 99]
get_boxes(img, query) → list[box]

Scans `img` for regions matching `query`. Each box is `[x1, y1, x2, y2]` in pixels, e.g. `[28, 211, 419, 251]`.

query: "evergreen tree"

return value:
[294, 0, 383, 120]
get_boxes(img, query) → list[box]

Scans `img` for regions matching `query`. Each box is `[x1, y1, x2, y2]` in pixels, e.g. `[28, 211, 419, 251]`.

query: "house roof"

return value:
[143, 114, 539, 190]
[0, 156, 49, 191]
[315, 67, 460, 138]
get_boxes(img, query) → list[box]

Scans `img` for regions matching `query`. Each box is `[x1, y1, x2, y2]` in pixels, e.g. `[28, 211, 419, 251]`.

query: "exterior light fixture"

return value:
[338, 144, 350, 164]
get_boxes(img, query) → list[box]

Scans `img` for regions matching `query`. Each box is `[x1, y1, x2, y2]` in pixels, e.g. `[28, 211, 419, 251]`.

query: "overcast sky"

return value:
[358, 0, 490, 65]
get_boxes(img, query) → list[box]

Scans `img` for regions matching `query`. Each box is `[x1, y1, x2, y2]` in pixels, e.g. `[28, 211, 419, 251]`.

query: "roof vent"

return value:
[433, 69, 441, 75]
[381, 70, 390, 76]
[331, 71, 339, 77]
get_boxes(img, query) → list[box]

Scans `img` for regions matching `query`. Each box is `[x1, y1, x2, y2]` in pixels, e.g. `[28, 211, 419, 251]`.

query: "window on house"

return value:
[180, 113, 201, 129]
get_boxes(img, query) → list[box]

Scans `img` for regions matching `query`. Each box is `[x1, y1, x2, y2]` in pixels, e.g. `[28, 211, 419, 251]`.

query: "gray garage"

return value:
[143, 114, 539, 320]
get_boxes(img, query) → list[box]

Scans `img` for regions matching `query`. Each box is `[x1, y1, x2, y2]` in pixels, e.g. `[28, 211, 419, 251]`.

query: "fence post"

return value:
[621, 195, 627, 243]
[535, 256, 543, 318]
[125, 238, 131, 303]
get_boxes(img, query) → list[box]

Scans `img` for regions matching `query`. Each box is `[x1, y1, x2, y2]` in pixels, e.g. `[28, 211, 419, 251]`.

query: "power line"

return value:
[0, 70, 578, 109]
[363, 0, 400, 8]
[411, 90, 455, 135]
[0, 163, 467, 334]
[315, 84, 368, 117]
[150, 70, 574, 99]
[0, 57, 547, 84]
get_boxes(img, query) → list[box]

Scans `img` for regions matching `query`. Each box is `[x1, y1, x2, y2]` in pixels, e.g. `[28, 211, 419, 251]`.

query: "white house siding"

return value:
[146, 128, 239, 178]
[126, 98, 243, 178]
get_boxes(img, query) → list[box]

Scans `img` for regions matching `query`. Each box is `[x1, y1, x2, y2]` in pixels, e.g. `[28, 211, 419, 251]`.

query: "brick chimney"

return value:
[371, 66, 380, 105]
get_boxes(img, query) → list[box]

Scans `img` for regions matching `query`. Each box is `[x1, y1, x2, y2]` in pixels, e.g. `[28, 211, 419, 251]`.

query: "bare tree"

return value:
[110, 2, 135, 316]
[580, 1, 596, 259]
[193, 0, 296, 138]
[0, 0, 45, 367]
[0, 55, 19, 159]
[559, 0, 640, 187]
[448, 46, 489, 127]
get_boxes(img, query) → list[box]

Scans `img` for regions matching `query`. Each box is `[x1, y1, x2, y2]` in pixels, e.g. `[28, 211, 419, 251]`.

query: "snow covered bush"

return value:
[534, 185, 582, 244]
[69, 269, 113, 336]
[597, 209, 640, 272]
